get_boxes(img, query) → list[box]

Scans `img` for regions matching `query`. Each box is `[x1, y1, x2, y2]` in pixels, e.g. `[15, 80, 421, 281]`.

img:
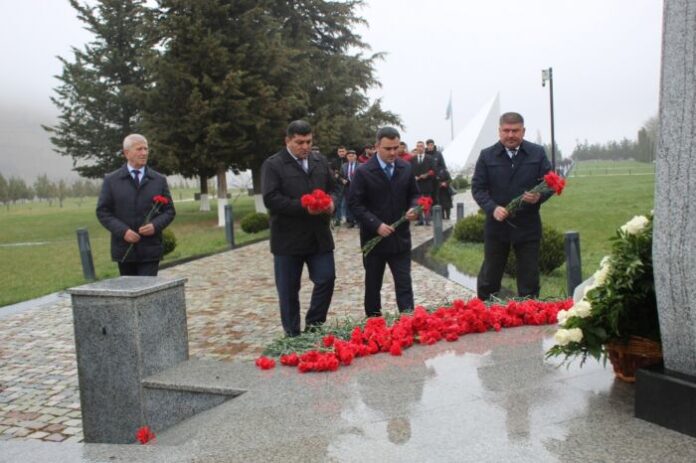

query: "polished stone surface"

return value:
[4, 325, 694, 462]
[653, 0, 696, 375]
[70, 278, 188, 443]
[68, 276, 188, 298]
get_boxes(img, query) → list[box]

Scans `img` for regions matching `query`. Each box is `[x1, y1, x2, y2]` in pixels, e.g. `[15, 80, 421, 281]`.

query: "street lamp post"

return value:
[542, 67, 556, 171]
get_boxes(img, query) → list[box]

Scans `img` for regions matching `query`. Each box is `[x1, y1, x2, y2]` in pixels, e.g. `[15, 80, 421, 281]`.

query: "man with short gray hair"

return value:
[97, 134, 175, 276]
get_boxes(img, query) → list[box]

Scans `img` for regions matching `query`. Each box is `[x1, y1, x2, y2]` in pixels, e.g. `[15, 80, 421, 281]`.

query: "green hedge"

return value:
[452, 210, 485, 243]
[162, 228, 177, 256]
[240, 212, 270, 234]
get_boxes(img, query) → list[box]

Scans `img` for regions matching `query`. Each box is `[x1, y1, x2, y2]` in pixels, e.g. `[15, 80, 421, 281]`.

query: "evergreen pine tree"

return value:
[44, 0, 155, 178]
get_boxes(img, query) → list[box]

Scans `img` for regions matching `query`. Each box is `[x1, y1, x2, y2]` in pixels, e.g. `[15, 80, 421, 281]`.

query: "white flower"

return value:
[554, 328, 584, 346]
[573, 300, 592, 318]
[620, 215, 649, 235]
[567, 328, 583, 343]
[600, 255, 611, 268]
[554, 329, 572, 346]
[593, 264, 611, 287]
[557, 309, 569, 326]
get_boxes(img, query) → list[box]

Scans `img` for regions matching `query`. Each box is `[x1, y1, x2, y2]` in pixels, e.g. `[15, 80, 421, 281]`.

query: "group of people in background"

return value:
[327, 137, 456, 228]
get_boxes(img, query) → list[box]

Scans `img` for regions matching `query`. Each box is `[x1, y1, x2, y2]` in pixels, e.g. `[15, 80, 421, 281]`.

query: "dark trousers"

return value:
[273, 252, 335, 336]
[118, 261, 160, 276]
[363, 249, 414, 316]
[477, 238, 540, 300]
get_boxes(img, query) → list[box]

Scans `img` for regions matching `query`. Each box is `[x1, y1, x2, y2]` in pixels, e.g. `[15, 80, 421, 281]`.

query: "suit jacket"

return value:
[261, 147, 337, 255]
[426, 149, 447, 172]
[348, 156, 420, 254]
[340, 161, 359, 195]
[410, 153, 436, 194]
[96, 165, 176, 262]
[471, 140, 552, 243]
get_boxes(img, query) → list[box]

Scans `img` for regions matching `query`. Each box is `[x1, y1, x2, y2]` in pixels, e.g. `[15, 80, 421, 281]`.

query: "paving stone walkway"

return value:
[0, 196, 476, 444]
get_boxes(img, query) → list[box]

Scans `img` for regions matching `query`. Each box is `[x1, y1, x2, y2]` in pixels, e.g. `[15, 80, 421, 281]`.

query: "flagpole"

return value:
[450, 109, 454, 141]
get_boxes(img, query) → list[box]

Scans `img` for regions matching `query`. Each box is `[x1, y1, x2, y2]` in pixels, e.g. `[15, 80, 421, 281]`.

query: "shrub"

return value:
[505, 225, 565, 276]
[241, 212, 270, 234]
[452, 175, 470, 191]
[162, 229, 177, 256]
[452, 210, 485, 243]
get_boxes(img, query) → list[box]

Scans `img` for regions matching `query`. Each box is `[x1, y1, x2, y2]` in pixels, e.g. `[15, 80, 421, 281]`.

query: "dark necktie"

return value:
[510, 149, 518, 160]
[385, 163, 394, 179]
[133, 169, 141, 185]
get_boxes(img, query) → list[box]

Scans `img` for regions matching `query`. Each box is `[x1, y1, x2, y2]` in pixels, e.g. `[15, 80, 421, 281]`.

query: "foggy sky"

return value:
[0, 0, 662, 179]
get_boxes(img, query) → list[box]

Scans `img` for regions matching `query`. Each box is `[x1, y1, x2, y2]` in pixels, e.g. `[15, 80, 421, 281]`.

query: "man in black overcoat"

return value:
[410, 140, 436, 225]
[261, 120, 338, 336]
[349, 127, 420, 316]
[471, 112, 552, 300]
[96, 134, 176, 276]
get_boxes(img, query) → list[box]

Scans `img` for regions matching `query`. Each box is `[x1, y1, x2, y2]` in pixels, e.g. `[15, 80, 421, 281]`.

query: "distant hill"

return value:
[0, 106, 79, 182]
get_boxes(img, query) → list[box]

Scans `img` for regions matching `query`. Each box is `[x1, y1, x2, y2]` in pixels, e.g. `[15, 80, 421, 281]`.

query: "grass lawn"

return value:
[569, 160, 654, 177]
[432, 166, 655, 299]
[0, 190, 267, 307]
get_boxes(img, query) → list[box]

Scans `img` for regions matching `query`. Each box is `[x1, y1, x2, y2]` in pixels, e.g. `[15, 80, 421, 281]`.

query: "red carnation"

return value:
[255, 356, 276, 370]
[417, 196, 433, 215]
[543, 171, 566, 195]
[428, 169, 435, 177]
[280, 353, 300, 366]
[300, 189, 332, 214]
[136, 426, 156, 444]
[153, 195, 170, 205]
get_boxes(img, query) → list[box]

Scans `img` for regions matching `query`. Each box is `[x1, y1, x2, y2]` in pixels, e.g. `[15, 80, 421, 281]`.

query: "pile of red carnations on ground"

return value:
[255, 298, 571, 373]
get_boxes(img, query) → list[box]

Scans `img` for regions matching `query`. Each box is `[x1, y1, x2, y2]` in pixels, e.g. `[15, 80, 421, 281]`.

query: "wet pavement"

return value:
[3, 325, 696, 462]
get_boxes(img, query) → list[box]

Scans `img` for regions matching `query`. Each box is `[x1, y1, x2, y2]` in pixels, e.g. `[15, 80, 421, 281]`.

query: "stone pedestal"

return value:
[68, 276, 188, 444]
[636, 0, 696, 437]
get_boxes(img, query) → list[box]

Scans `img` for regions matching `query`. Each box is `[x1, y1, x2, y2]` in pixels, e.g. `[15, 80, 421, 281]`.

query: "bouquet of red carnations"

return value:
[505, 171, 566, 217]
[121, 195, 170, 262]
[361, 196, 433, 256]
[301, 189, 332, 214]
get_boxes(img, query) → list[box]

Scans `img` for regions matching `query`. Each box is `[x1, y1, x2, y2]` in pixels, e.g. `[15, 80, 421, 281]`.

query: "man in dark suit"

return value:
[340, 149, 359, 227]
[349, 127, 420, 317]
[410, 140, 436, 225]
[96, 134, 176, 276]
[425, 139, 447, 173]
[472, 112, 553, 300]
[261, 120, 338, 337]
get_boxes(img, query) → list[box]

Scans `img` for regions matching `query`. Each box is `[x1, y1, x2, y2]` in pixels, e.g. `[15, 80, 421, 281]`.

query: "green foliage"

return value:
[571, 115, 657, 163]
[162, 228, 177, 256]
[505, 226, 565, 276]
[0, 173, 7, 207]
[44, 0, 156, 178]
[546, 213, 658, 365]
[240, 212, 270, 234]
[8, 177, 31, 203]
[451, 175, 470, 191]
[452, 211, 485, 243]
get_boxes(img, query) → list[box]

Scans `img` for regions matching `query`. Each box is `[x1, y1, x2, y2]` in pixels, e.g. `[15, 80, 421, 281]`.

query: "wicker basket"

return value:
[605, 336, 662, 383]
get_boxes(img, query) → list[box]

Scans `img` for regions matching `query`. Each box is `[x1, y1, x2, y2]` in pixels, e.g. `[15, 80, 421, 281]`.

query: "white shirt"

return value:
[127, 164, 145, 180]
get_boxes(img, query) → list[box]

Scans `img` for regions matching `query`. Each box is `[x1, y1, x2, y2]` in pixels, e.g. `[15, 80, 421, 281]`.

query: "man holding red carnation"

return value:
[349, 127, 420, 317]
[96, 134, 176, 276]
[472, 112, 553, 300]
[261, 120, 339, 337]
